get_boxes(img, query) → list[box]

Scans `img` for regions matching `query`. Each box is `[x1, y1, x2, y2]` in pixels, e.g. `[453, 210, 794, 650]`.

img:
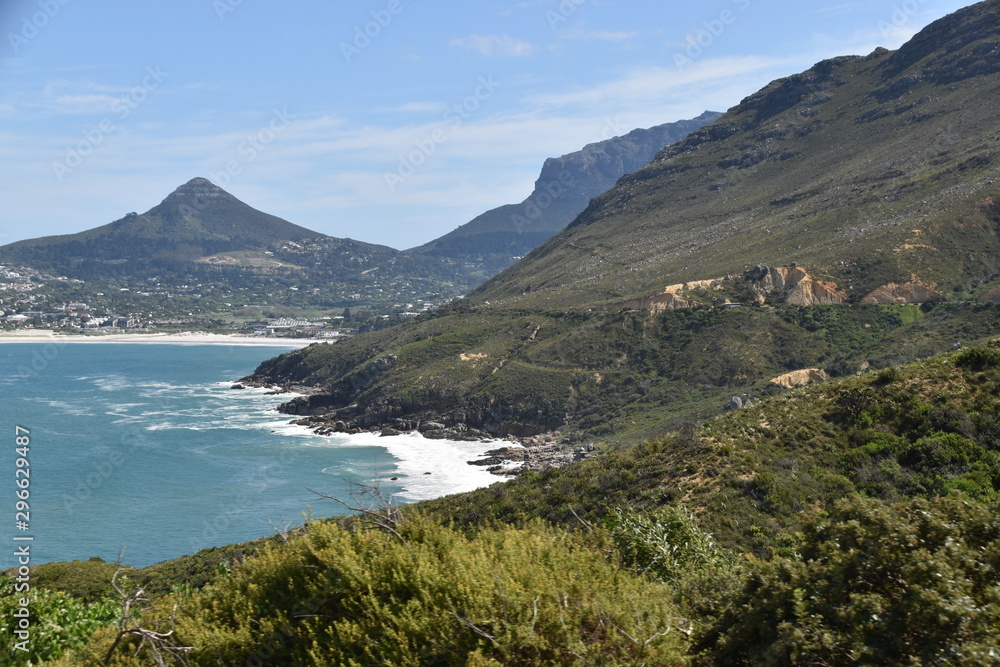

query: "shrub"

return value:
[0, 581, 119, 664]
[605, 505, 732, 583]
[955, 345, 1000, 371]
[67, 518, 688, 666]
[698, 494, 1000, 665]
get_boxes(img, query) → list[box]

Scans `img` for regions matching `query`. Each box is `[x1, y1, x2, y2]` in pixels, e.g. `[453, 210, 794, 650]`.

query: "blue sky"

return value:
[0, 0, 975, 250]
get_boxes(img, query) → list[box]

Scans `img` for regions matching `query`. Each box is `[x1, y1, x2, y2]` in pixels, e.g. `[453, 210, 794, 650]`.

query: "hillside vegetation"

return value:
[478, 4, 1000, 308]
[244, 1, 1000, 443]
[8, 339, 1000, 665]
[8, 4, 1000, 664]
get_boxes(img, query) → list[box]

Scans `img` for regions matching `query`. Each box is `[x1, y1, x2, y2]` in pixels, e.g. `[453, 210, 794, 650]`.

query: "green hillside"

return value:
[243, 1, 1000, 444]
[8, 4, 1000, 664]
[13, 339, 1000, 665]
[476, 4, 1000, 309]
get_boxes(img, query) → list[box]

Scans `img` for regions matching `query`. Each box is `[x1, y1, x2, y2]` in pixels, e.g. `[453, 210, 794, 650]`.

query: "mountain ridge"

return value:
[404, 111, 721, 276]
[472, 2, 1000, 309]
[242, 0, 1000, 445]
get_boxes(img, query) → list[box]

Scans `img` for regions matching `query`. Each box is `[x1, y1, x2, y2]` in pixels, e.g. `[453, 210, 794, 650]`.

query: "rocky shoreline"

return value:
[231, 381, 592, 477]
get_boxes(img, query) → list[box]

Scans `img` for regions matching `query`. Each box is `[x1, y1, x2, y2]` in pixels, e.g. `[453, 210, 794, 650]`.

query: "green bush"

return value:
[955, 345, 1000, 371]
[605, 505, 733, 583]
[66, 518, 688, 666]
[0, 580, 119, 664]
[698, 494, 1000, 665]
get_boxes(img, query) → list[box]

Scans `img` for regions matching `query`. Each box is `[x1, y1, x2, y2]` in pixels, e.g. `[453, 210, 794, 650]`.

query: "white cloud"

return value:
[554, 27, 640, 43]
[49, 94, 119, 114]
[528, 57, 793, 111]
[810, 3, 870, 18]
[394, 101, 448, 113]
[450, 34, 536, 58]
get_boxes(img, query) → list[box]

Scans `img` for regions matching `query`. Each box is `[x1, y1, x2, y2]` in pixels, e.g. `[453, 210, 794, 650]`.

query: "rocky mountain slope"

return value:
[245, 1, 1000, 445]
[475, 1, 1000, 309]
[405, 111, 720, 278]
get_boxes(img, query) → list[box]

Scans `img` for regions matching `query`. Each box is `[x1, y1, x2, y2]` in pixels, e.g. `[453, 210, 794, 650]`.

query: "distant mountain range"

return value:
[0, 114, 716, 305]
[404, 111, 721, 277]
[0, 177, 398, 280]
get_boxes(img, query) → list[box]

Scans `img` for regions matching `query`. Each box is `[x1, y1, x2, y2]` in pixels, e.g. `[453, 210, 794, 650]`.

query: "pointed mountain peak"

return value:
[162, 177, 232, 203]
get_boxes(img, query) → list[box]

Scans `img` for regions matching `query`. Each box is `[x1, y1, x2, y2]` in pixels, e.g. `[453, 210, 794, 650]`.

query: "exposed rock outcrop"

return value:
[861, 281, 945, 304]
[770, 368, 829, 388]
[611, 290, 698, 312]
[725, 394, 759, 411]
[978, 286, 1000, 303]
[786, 278, 847, 306]
[745, 265, 846, 305]
[607, 278, 724, 311]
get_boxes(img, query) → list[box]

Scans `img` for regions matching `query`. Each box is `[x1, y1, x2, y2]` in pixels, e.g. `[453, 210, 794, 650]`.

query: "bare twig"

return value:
[103, 549, 193, 666]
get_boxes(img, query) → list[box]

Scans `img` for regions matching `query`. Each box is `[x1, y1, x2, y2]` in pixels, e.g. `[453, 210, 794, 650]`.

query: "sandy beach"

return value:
[0, 330, 324, 348]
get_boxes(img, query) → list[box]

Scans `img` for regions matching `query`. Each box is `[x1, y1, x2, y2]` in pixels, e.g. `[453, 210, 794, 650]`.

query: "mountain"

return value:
[405, 111, 721, 278]
[0, 177, 395, 278]
[475, 3, 1000, 309]
[0, 111, 720, 313]
[244, 0, 1000, 444]
[0, 178, 471, 315]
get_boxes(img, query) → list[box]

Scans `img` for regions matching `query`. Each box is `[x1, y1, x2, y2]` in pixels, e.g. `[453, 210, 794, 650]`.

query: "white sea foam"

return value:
[27, 399, 97, 417]
[92, 375, 130, 392]
[334, 431, 505, 502]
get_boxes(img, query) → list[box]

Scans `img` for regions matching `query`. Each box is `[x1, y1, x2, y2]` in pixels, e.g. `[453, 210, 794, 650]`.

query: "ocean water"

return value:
[0, 342, 502, 568]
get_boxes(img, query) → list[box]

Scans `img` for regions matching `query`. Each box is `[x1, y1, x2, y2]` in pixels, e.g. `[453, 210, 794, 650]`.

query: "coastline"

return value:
[0, 330, 322, 348]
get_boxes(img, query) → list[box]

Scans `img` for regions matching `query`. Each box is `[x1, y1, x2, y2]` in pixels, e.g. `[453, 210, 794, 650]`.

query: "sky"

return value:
[0, 0, 976, 251]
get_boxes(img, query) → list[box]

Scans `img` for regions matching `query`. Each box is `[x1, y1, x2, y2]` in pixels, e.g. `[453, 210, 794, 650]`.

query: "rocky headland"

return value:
[233, 380, 586, 477]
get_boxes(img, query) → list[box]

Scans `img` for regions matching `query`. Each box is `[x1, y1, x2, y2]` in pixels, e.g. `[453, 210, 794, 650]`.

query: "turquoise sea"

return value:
[0, 342, 500, 568]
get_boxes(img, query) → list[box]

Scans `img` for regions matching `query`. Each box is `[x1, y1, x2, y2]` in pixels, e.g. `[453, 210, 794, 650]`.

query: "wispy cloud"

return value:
[811, 3, 870, 18]
[529, 57, 792, 110]
[48, 94, 119, 114]
[394, 101, 448, 113]
[450, 34, 536, 58]
[555, 27, 640, 43]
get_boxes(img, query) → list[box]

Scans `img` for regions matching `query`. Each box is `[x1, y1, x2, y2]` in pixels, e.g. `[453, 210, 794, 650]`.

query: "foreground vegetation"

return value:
[6, 339, 1000, 665]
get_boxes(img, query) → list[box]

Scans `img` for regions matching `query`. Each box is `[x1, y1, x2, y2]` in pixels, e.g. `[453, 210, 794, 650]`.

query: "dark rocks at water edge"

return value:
[287, 410, 591, 477]
[467, 442, 597, 477]
[237, 378, 590, 476]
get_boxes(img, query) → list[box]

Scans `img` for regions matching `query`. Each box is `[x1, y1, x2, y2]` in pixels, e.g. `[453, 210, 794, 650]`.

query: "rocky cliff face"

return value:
[861, 281, 945, 304]
[406, 111, 722, 272]
[746, 265, 847, 306]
